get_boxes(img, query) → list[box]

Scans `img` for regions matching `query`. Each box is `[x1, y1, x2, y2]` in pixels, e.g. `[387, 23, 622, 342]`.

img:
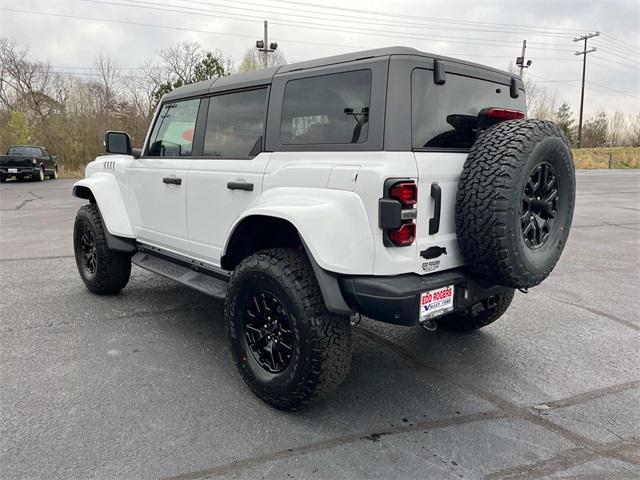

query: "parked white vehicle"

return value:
[73, 47, 575, 410]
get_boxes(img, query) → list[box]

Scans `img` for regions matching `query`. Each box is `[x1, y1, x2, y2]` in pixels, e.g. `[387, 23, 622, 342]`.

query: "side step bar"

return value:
[132, 252, 228, 299]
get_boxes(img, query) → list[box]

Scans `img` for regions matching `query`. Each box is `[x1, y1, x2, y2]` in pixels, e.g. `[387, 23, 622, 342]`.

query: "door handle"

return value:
[429, 183, 441, 235]
[163, 177, 182, 185]
[227, 181, 254, 192]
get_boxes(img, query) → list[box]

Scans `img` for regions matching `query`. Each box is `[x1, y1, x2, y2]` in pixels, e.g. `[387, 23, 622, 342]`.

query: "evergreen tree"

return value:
[555, 102, 576, 146]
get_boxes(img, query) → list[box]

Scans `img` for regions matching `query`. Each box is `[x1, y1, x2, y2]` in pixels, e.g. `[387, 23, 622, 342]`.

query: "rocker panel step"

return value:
[132, 252, 228, 299]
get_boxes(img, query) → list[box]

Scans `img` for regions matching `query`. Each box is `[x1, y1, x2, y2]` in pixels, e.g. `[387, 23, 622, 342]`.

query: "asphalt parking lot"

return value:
[1, 170, 639, 480]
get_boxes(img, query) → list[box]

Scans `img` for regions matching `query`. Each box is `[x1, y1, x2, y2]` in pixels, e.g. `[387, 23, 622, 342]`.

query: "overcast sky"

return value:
[1, 0, 639, 117]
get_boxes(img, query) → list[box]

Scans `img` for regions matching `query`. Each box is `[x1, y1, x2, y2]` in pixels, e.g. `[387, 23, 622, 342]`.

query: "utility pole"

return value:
[573, 32, 599, 148]
[255, 20, 278, 69]
[515, 40, 532, 77]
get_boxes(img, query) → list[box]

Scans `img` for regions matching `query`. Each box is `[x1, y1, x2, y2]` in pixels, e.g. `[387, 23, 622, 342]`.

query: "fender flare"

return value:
[225, 187, 375, 276]
[72, 173, 134, 239]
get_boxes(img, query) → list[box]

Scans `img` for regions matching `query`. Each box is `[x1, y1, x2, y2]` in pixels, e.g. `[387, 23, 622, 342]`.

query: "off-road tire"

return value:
[456, 119, 575, 288]
[226, 248, 352, 411]
[437, 289, 515, 332]
[73, 204, 131, 294]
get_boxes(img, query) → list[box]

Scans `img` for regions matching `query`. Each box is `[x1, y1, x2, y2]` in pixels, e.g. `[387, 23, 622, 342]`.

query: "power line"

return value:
[598, 38, 640, 59]
[231, 0, 594, 34]
[585, 80, 640, 100]
[527, 72, 639, 99]
[168, 0, 577, 39]
[589, 60, 639, 79]
[591, 54, 639, 71]
[602, 33, 640, 53]
[591, 46, 640, 65]
[0, 7, 368, 50]
[75, 0, 576, 51]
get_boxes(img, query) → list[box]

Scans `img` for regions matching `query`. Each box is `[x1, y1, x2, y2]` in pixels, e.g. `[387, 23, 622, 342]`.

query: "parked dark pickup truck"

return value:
[0, 145, 58, 182]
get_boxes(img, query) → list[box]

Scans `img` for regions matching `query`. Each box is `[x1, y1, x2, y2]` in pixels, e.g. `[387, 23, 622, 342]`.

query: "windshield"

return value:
[7, 146, 43, 157]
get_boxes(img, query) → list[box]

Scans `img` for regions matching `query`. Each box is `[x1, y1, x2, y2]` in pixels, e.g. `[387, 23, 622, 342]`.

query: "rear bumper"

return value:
[0, 167, 40, 177]
[339, 269, 510, 326]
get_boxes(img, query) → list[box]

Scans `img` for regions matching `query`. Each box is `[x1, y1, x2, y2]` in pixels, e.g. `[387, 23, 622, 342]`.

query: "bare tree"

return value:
[158, 42, 202, 84]
[525, 79, 558, 121]
[237, 48, 286, 73]
[607, 110, 626, 147]
[628, 112, 640, 147]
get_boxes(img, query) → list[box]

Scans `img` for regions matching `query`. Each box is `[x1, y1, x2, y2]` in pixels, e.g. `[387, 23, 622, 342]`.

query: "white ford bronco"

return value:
[73, 47, 575, 410]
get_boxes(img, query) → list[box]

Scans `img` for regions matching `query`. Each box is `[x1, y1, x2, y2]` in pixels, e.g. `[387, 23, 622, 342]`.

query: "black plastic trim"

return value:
[339, 268, 510, 326]
[378, 198, 402, 229]
[300, 240, 354, 315]
[105, 232, 136, 253]
[510, 77, 520, 98]
[429, 183, 441, 234]
[433, 59, 446, 85]
[136, 243, 231, 281]
[227, 181, 254, 191]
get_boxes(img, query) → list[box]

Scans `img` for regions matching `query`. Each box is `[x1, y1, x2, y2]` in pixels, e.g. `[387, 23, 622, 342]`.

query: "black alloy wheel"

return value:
[521, 162, 559, 249]
[243, 291, 294, 374]
[225, 248, 352, 410]
[79, 223, 97, 274]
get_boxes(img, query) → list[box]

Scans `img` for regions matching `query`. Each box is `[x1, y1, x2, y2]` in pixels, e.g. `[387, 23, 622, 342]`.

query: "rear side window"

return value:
[412, 69, 523, 150]
[147, 99, 200, 157]
[203, 88, 267, 158]
[7, 146, 43, 156]
[280, 70, 371, 145]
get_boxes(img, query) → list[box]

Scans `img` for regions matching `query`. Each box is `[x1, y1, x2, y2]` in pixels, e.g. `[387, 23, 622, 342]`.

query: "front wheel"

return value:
[225, 248, 352, 411]
[34, 167, 44, 182]
[49, 168, 58, 180]
[436, 289, 515, 332]
[73, 204, 131, 294]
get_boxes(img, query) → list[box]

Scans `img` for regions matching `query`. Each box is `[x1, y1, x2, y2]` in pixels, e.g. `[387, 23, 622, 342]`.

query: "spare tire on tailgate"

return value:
[456, 119, 575, 289]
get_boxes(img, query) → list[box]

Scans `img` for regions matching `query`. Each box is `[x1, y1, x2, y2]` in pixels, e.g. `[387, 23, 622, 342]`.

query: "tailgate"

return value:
[0, 156, 33, 167]
[410, 67, 525, 275]
[413, 151, 466, 274]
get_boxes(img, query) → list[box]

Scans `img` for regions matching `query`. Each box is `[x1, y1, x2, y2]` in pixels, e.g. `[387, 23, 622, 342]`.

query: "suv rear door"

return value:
[186, 87, 270, 266]
[411, 65, 526, 275]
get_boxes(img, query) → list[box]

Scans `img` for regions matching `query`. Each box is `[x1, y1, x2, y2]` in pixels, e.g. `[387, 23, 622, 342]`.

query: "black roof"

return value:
[164, 47, 517, 102]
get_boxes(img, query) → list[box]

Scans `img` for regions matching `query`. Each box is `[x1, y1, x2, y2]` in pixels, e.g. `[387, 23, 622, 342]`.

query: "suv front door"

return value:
[186, 87, 270, 266]
[128, 98, 200, 255]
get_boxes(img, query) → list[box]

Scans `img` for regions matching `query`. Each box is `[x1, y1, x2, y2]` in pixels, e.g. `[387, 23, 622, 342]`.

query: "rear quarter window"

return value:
[412, 69, 525, 150]
[280, 69, 372, 145]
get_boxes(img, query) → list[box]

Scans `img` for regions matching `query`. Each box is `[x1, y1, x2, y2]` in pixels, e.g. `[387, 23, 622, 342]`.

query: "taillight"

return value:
[484, 108, 525, 120]
[388, 223, 416, 247]
[380, 179, 417, 247]
[389, 182, 418, 206]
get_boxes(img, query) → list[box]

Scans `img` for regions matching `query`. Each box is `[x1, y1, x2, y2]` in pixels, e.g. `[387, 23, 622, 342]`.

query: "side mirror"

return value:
[104, 131, 132, 155]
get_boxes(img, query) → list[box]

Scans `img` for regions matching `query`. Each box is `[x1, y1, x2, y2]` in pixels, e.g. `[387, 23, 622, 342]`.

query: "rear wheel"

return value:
[49, 168, 58, 180]
[73, 204, 131, 294]
[436, 289, 515, 332]
[226, 248, 352, 411]
[0, 174, 6, 183]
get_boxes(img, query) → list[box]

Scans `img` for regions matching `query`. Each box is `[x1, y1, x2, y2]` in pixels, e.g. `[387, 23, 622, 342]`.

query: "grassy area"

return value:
[59, 165, 86, 179]
[572, 147, 639, 169]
